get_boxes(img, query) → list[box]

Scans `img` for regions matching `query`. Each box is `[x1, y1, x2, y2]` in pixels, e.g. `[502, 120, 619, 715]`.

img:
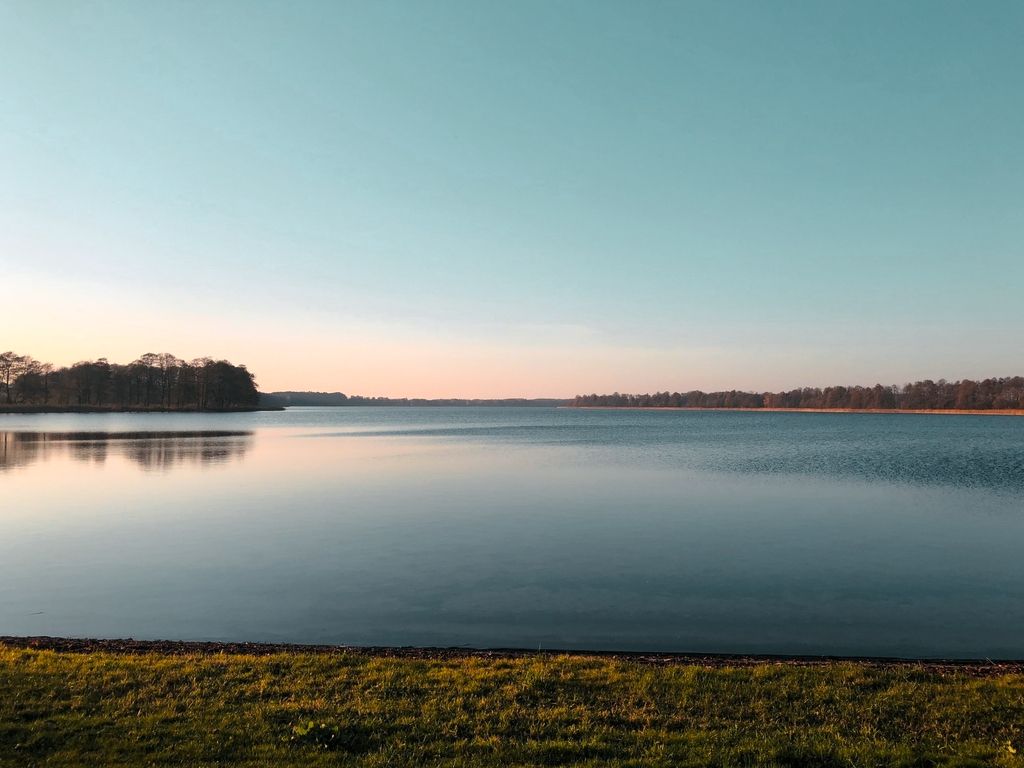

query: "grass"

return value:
[2, 645, 1023, 767]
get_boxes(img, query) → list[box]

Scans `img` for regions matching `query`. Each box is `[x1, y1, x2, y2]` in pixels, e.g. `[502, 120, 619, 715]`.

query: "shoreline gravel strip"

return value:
[4, 636, 1021, 676]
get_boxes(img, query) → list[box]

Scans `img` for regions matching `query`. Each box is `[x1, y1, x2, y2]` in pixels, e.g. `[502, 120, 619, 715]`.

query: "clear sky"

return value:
[2, 1, 1022, 397]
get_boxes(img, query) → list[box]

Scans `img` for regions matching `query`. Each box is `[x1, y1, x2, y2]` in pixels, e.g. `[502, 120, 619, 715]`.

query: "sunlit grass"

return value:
[2, 647, 1023, 767]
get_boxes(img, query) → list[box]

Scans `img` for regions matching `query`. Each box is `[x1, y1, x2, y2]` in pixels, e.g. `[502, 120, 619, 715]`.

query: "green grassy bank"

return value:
[2, 643, 1023, 767]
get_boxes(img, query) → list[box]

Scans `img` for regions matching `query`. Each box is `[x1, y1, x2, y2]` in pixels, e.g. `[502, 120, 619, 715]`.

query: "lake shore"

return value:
[3, 636, 1022, 766]
[566, 406, 1024, 415]
[3, 636, 1023, 673]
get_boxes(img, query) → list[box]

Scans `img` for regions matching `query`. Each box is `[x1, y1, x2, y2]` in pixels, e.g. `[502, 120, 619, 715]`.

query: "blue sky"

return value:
[2, 1, 1021, 395]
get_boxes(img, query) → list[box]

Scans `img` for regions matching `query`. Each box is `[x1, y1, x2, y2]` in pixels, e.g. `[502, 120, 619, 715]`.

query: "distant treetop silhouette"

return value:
[570, 378, 1024, 411]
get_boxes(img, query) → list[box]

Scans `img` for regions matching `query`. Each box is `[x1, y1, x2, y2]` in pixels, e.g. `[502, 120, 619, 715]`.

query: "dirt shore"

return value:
[3, 636, 1021, 676]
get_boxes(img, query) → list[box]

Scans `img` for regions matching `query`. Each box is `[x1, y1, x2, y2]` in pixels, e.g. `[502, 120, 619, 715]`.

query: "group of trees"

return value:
[570, 377, 1024, 411]
[0, 351, 260, 410]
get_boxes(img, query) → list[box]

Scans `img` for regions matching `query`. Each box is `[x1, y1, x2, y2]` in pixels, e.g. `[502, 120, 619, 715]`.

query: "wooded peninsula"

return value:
[570, 377, 1024, 411]
[0, 351, 261, 411]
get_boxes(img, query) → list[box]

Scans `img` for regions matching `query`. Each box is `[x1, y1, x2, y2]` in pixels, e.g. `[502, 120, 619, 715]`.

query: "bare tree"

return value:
[0, 352, 26, 404]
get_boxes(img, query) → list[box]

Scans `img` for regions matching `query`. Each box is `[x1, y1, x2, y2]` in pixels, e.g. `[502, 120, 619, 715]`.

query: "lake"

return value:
[2, 407, 1022, 658]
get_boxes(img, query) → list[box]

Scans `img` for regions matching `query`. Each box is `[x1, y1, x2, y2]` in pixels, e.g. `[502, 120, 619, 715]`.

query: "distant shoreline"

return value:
[4, 405, 1021, 416]
[259, 392, 566, 407]
[565, 406, 1024, 416]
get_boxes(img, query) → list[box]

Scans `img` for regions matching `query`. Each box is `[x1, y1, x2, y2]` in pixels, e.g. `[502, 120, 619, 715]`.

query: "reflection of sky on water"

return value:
[1, 409, 1022, 658]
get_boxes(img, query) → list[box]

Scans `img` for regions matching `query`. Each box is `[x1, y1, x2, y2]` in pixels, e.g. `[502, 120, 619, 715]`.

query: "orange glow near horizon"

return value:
[7, 332, 733, 399]
[6, 274, 1014, 399]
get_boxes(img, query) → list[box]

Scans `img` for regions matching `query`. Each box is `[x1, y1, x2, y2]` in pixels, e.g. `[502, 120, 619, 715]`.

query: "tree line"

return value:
[0, 351, 260, 410]
[570, 377, 1024, 411]
[260, 391, 564, 407]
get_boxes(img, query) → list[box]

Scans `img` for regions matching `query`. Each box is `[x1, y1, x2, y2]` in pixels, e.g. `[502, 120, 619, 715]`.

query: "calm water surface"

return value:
[2, 407, 1022, 658]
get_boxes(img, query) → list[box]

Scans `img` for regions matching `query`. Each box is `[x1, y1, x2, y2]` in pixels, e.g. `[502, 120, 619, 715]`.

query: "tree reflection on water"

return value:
[0, 431, 252, 472]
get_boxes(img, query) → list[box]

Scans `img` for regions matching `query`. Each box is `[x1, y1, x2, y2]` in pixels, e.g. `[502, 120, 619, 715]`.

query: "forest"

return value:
[570, 377, 1024, 411]
[0, 351, 260, 411]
